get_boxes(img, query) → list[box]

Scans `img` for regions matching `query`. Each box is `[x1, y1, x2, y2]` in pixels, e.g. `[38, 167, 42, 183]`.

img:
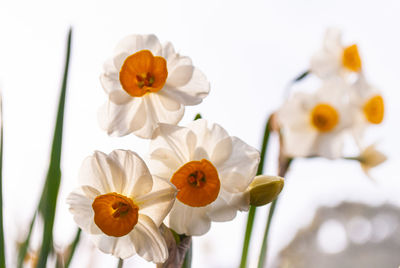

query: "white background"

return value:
[0, 0, 398, 267]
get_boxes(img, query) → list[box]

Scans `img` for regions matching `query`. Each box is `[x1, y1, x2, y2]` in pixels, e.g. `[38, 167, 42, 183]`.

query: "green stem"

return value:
[0, 96, 5, 268]
[257, 200, 277, 268]
[182, 239, 192, 268]
[65, 229, 81, 268]
[117, 258, 123, 268]
[239, 116, 272, 268]
[257, 157, 292, 268]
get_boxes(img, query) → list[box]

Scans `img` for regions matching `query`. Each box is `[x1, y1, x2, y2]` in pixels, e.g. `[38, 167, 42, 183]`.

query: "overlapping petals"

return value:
[148, 119, 260, 236]
[99, 34, 210, 139]
[67, 150, 177, 262]
[310, 28, 362, 79]
[277, 80, 352, 159]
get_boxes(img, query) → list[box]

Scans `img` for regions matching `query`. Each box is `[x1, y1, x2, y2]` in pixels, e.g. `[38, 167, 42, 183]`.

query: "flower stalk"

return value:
[239, 115, 272, 268]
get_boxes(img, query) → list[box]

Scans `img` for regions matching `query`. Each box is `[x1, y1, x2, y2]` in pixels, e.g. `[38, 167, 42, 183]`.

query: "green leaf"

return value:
[64, 228, 81, 268]
[36, 28, 72, 267]
[0, 95, 5, 267]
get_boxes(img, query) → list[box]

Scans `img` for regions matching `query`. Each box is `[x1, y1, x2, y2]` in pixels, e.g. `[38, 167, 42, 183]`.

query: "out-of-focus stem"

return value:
[239, 115, 272, 268]
[257, 151, 293, 268]
[117, 258, 123, 268]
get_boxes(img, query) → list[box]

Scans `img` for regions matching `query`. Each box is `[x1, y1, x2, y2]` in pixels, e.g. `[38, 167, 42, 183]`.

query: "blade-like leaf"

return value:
[0, 94, 5, 267]
[37, 28, 72, 267]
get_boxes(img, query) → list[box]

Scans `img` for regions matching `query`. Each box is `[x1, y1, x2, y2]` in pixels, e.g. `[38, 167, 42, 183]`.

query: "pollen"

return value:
[119, 50, 168, 97]
[310, 103, 339, 132]
[342, 44, 362, 72]
[363, 95, 384, 124]
[171, 159, 220, 207]
[92, 192, 139, 237]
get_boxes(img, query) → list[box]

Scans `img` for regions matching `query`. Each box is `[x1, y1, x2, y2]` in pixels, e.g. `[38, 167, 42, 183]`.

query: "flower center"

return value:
[171, 159, 220, 207]
[363, 95, 384, 124]
[92, 192, 139, 237]
[310, 103, 339, 132]
[342, 44, 362, 72]
[119, 50, 168, 97]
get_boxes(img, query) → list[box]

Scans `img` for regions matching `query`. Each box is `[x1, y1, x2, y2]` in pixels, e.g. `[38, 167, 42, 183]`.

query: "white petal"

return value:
[323, 28, 343, 53]
[113, 34, 162, 70]
[207, 190, 238, 222]
[310, 50, 341, 79]
[281, 127, 318, 158]
[130, 94, 185, 139]
[99, 58, 132, 105]
[186, 119, 232, 165]
[135, 176, 176, 226]
[164, 67, 210, 105]
[149, 147, 182, 175]
[218, 137, 260, 193]
[92, 234, 135, 259]
[165, 201, 211, 236]
[78, 151, 126, 194]
[98, 98, 147, 137]
[108, 150, 153, 197]
[66, 189, 101, 235]
[150, 123, 196, 165]
[167, 65, 194, 87]
[313, 131, 344, 159]
[130, 214, 169, 263]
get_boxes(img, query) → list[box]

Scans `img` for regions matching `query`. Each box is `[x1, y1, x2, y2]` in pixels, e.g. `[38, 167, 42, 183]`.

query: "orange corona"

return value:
[119, 50, 168, 97]
[171, 159, 220, 207]
[342, 44, 362, 72]
[310, 103, 339, 132]
[363, 95, 384, 124]
[92, 192, 139, 237]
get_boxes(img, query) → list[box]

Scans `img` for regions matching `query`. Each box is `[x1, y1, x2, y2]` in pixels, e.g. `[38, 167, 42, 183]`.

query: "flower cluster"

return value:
[277, 29, 386, 173]
[67, 34, 282, 263]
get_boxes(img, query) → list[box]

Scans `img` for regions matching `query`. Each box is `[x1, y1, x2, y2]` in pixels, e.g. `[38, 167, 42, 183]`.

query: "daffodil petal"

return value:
[78, 151, 126, 194]
[66, 189, 102, 235]
[108, 150, 153, 197]
[135, 176, 176, 226]
[130, 214, 169, 263]
[113, 34, 162, 70]
[218, 137, 259, 193]
[93, 233, 135, 259]
[166, 201, 210, 236]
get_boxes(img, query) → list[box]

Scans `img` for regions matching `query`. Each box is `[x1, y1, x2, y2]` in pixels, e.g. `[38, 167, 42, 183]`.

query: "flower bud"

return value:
[248, 175, 284, 207]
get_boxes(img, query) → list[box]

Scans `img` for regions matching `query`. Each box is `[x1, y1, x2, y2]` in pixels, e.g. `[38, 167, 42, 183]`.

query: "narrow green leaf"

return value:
[65, 228, 81, 268]
[37, 28, 72, 267]
[17, 214, 36, 268]
[0, 95, 5, 267]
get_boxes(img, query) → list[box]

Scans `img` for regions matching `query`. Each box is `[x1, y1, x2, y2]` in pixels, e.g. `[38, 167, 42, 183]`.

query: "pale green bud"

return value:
[248, 175, 284, 207]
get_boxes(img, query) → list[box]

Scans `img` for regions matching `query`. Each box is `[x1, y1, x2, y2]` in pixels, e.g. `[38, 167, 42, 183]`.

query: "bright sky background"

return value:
[0, 0, 399, 267]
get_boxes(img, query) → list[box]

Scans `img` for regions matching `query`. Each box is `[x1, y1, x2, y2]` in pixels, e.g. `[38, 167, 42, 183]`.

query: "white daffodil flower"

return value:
[277, 80, 352, 159]
[148, 119, 260, 236]
[310, 28, 362, 79]
[99, 34, 210, 139]
[350, 75, 384, 142]
[67, 150, 177, 262]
